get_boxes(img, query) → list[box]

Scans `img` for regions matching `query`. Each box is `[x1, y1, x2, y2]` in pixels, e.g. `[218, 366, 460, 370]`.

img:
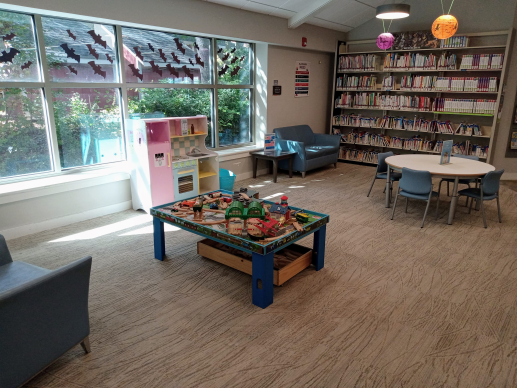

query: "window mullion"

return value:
[213, 37, 220, 149]
[33, 14, 62, 174]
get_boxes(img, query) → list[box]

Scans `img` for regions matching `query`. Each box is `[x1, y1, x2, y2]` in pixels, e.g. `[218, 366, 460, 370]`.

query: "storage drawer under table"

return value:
[197, 239, 313, 286]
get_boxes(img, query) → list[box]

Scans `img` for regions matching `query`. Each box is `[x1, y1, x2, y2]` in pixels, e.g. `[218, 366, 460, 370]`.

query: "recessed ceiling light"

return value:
[376, 4, 411, 19]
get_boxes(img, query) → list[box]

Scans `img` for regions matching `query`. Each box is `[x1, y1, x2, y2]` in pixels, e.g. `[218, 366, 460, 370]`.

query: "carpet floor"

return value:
[9, 163, 517, 388]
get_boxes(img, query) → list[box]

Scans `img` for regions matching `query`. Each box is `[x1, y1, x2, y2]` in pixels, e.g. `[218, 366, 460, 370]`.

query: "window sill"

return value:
[215, 145, 263, 161]
[0, 165, 130, 205]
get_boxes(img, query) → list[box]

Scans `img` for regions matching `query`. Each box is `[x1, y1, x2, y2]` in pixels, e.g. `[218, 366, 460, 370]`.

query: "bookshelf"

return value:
[330, 30, 512, 166]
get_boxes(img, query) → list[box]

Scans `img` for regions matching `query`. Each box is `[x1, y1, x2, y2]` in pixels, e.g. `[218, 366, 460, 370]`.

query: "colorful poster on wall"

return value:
[295, 61, 310, 98]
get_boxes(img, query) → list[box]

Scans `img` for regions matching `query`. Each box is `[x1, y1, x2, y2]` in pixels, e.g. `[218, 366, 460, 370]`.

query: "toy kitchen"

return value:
[126, 115, 220, 212]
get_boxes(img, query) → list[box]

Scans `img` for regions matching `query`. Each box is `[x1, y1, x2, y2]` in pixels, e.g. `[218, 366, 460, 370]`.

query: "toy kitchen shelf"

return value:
[126, 115, 220, 212]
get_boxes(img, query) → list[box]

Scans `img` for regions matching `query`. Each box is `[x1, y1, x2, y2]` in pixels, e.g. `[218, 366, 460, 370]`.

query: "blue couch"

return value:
[274, 125, 340, 177]
[0, 234, 92, 388]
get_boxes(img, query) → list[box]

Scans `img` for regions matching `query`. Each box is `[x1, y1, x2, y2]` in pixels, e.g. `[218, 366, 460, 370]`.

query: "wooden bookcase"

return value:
[330, 30, 512, 166]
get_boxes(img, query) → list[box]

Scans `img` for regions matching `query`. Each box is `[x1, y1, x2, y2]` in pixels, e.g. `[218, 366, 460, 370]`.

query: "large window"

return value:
[128, 88, 213, 146]
[52, 88, 124, 168]
[0, 88, 52, 177]
[0, 9, 255, 182]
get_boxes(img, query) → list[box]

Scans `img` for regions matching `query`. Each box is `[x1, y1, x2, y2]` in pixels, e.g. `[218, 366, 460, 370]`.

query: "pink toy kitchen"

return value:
[126, 115, 219, 211]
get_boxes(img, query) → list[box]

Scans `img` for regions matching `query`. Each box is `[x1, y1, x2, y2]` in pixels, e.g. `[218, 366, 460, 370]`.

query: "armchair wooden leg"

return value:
[333, 162, 337, 169]
[301, 172, 306, 178]
[80, 336, 91, 354]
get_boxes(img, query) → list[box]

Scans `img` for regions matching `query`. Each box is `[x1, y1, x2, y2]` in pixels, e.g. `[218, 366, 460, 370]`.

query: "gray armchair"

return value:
[0, 234, 92, 388]
[274, 125, 340, 177]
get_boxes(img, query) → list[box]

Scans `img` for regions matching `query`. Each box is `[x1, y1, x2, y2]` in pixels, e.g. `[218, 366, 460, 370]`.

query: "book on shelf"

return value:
[440, 140, 453, 164]
[432, 98, 496, 114]
[338, 54, 380, 71]
[339, 147, 379, 164]
[440, 36, 469, 48]
[459, 54, 504, 69]
[511, 132, 517, 149]
[336, 75, 377, 90]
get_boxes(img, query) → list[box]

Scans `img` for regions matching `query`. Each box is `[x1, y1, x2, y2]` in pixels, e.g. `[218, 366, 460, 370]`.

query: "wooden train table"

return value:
[151, 190, 329, 309]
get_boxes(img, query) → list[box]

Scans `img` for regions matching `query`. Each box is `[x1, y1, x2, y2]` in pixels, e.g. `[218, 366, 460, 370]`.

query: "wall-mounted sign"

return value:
[273, 85, 282, 96]
[295, 61, 310, 98]
[273, 80, 279, 85]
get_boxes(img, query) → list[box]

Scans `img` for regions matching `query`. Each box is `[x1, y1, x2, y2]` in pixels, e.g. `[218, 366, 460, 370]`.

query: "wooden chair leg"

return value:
[367, 174, 377, 197]
[496, 195, 502, 223]
[80, 336, 91, 354]
[421, 193, 432, 228]
[390, 190, 400, 220]
[480, 200, 487, 228]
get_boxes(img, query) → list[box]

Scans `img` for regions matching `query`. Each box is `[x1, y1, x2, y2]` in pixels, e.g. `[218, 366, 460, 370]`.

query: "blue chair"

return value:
[273, 125, 340, 178]
[459, 169, 504, 228]
[438, 154, 480, 206]
[0, 234, 92, 388]
[391, 168, 440, 228]
[366, 151, 402, 197]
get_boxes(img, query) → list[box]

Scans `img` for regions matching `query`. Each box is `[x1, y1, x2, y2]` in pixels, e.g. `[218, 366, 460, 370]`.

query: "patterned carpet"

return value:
[8, 163, 517, 388]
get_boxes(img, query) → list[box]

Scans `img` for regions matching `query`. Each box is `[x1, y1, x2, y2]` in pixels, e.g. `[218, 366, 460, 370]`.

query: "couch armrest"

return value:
[314, 134, 341, 148]
[275, 139, 305, 155]
[0, 234, 13, 266]
[0, 256, 92, 388]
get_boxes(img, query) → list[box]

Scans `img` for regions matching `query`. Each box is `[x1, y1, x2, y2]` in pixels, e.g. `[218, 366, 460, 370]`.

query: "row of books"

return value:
[338, 54, 379, 71]
[459, 54, 504, 69]
[360, 75, 498, 92]
[440, 36, 469, 48]
[339, 53, 504, 72]
[335, 93, 432, 111]
[433, 77, 498, 92]
[434, 141, 488, 157]
[339, 148, 379, 164]
[336, 75, 377, 90]
[332, 114, 484, 136]
[340, 135, 489, 158]
[432, 98, 497, 114]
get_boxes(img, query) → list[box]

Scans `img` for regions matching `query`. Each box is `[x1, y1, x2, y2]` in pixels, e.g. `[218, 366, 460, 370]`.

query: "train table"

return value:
[151, 190, 329, 308]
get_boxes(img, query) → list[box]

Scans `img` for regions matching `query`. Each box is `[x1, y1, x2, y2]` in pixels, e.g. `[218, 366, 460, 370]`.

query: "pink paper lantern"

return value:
[377, 32, 395, 50]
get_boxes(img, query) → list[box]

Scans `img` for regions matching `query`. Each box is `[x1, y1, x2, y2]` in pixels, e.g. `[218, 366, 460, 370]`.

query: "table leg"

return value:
[153, 217, 165, 260]
[252, 251, 274, 308]
[268, 160, 273, 175]
[313, 225, 326, 271]
[288, 157, 293, 178]
[273, 160, 278, 183]
[385, 168, 391, 208]
[252, 156, 257, 179]
[447, 176, 460, 225]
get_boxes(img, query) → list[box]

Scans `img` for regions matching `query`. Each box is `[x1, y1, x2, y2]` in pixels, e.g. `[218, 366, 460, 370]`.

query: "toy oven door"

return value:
[173, 167, 199, 201]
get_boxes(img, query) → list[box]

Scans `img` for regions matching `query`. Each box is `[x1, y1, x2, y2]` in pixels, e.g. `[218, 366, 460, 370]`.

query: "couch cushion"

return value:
[0, 262, 50, 293]
[274, 125, 315, 145]
[305, 145, 339, 160]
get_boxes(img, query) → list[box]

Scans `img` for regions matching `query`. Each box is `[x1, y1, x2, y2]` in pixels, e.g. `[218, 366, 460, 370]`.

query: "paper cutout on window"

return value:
[88, 61, 106, 78]
[87, 30, 107, 49]
[60, 44, 80, 63]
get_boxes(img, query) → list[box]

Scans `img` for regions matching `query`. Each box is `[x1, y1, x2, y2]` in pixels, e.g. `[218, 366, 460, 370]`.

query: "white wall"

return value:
[1, 178, 131, 240]
[0, 0, 345, 52]
[267, 46, 334, 134]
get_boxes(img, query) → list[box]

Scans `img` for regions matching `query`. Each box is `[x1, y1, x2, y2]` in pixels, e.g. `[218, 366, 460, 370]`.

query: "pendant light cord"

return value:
[382, 19, 393, 34]
[441, 0, 456, 14]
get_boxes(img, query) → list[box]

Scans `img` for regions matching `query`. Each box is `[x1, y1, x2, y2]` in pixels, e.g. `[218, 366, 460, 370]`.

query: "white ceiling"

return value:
[203, 0, 396, 32]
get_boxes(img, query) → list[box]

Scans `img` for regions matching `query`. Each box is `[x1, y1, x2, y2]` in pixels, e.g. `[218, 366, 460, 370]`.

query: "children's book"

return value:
[440, 140, 453, 164]
[511, 132, 517, 150]
[264, 133, 276, 153]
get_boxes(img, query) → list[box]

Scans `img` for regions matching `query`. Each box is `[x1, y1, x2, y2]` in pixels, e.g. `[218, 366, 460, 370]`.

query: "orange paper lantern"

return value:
[432, 14, 458, 39]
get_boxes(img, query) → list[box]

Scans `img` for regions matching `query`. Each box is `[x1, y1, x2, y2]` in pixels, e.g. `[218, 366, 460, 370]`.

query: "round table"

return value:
[385, 154, 495, 224]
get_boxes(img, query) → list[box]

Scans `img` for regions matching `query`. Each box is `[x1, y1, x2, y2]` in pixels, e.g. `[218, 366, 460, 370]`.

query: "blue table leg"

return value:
[252, 251, 274, 308]
[313, 225, 326, 271]
[153, 217, 165, 261]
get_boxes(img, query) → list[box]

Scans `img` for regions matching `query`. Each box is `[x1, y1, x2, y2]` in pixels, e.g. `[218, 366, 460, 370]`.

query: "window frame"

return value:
[0, 9, 256, 184]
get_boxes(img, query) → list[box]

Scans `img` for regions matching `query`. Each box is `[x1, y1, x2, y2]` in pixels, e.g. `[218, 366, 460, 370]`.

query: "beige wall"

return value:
[267, 46, 334, 134]
[0, 0, 345, 52]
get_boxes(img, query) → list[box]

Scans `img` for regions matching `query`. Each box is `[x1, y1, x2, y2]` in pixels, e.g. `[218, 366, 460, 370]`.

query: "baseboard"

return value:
[3, 201, 132, 240]
[502, 172, 517, 180]
[235, 168, 269, 182]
